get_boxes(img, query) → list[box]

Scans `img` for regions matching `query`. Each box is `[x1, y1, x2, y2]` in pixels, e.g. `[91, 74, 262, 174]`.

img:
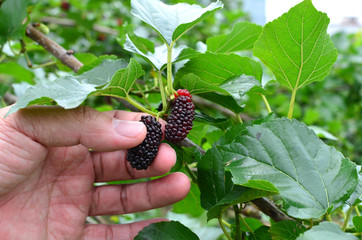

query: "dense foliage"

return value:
[0, 0, 361, 239]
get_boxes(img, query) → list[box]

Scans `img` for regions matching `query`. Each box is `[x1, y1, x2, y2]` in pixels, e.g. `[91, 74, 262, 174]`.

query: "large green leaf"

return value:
[176, 52, 263, 85]
[124, 35, 187, 70]
[207, 21, 262, 53]
[180, 73, 263, 100]
[296, 222, 358, 240]
[6, 59, 136, 116]
[134, 221, 199, 240]
[253, 0, 337, 90]
[197, 92, 244, 114]
[199, 134, 274, 221]
[131, 0, 223, 45]
[180, 73, 229, 95]
[77, 55, 118, 74]
[97, 59, 145, 98]
[219, 75, 262, 100]
[220, 118, 358, 219]
[0, 0, 33, 44]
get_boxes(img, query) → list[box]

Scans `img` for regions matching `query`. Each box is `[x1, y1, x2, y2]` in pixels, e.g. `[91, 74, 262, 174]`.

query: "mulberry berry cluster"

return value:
[165, 89, 195, 143]
[127, 115, 163, 170]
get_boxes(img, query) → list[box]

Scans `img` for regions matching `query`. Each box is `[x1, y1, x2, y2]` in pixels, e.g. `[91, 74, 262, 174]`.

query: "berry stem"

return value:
[135, 83, 152, 109]
[261, 94, 272, 113]
[236, 113, 243, 123]
[158, 70, 167, 112]
[125, 95, 157, 116]
[166, 42, 175, 95]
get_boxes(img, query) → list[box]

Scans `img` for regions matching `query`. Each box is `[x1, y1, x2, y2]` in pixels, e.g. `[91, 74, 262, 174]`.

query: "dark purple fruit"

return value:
[165, 89, 195, 143]
[127, 115, 162, 170]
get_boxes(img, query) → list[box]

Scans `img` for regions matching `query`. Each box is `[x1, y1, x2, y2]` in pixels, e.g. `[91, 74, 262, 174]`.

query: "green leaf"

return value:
[175, 48, 200, 62]
[296, 222, 358, 240]
[220, 118, 358, 219]
[134, 221, 199, 240]
[124, 35, 187, 70]
[219, 75, 262, 100]
[253, 0, 337, 90]
[172, 182, 204, 217]
[0, 62, 34, 83]
[198, 145, 233, 210]
[56, 53, 99, 72]
[207, 21, 262, 53]
[346, 167, 362, 206]
[97, 59, 145, 98]
[180, 73, 229, 95]
[253, 226, 272, 240]
[181, 73, 263, 100]
[239, 218, 263, 232]
[6, 59, 129, 116]
[199, 143, 273, 220]
[77, 55, 118, 74]
[176, 52, 263, 85]
[194, 112, 231, 131]
[131, 0, 223, 45]
[197, 92, 244, 114]
[270, 220, 307, 240]
[218, 113, 276, 145]
[353, 216, 362, 233]
[75, 52, 99, 66]
[121, 30, 155, 54]
[309, 126, 338, 141]
[0, 0, 32, 44]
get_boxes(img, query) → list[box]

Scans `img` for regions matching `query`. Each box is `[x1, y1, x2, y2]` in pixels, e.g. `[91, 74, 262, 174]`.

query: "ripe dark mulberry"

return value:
[165, 89, 195, 143]
[127, 115, 162, 170]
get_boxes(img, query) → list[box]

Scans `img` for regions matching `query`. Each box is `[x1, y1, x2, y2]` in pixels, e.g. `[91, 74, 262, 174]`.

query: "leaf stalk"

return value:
[218, 217, 233, 240]
[287, 88, 298, 119]
[355, 206, 360, 217]
[158, 70, 168, 112]
[343, 206, 353, 231]
[166, 42, 175, 95]
[124, 95, 156, 116]
[261, 94, 272, 113]
[233, 205, 242, 240]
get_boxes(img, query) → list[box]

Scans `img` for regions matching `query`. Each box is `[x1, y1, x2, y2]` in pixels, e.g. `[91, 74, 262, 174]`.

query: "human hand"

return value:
[0, 106, 190, 239]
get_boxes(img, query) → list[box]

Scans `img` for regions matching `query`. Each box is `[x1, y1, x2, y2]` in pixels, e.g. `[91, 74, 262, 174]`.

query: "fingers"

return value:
[82, 218, 167, 240]
[92, 143, 176, 182]
[89, 172, 190, 216]
[2, 106, 154, 151]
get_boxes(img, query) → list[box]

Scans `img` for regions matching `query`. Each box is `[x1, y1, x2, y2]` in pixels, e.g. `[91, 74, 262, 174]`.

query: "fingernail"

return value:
[112, 119, 145, 138]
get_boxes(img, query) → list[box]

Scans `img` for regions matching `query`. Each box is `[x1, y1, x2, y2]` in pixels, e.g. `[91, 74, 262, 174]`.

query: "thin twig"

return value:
[3, 93, 17, 105]
[252, 198, 293, 222]
[25, 24, 83, 73]
[41, 16, 118, 35]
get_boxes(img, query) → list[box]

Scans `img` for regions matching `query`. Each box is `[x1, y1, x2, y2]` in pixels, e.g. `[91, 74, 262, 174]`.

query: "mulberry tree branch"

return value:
[25, 24, 83, 73]
[22, 22, 292, 224]
[251, 198, 293, 222]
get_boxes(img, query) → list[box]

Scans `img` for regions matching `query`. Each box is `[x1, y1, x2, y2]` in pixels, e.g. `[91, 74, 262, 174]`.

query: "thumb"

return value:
[2, 106, 147, 151]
